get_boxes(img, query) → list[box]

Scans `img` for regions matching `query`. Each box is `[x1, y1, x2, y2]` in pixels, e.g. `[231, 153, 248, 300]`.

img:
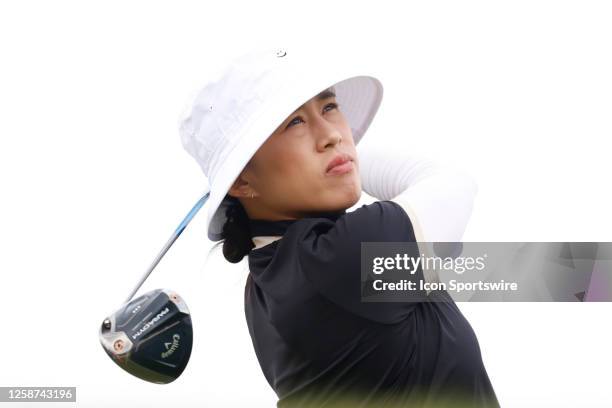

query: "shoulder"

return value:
[282, 200, 417, 279]
[247, 200, 417, 273]
[290, 201, 422, 324]
[291, 200, 416, 246]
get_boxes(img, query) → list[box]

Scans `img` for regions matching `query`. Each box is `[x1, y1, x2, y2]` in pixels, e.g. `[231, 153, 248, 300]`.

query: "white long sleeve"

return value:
[357, 144, 478, 244]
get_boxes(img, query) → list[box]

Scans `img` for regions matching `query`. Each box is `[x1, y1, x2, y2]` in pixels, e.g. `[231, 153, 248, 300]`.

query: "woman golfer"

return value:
[180, 48, 500, 408]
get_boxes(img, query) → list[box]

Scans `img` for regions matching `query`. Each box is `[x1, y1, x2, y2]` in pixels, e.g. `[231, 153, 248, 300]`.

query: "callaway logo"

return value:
[132, 307, 170, 340]
[161, 334, 181, 359]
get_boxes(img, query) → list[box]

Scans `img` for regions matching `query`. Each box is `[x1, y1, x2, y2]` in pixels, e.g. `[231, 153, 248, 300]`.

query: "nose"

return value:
[313, 116, 343, 152]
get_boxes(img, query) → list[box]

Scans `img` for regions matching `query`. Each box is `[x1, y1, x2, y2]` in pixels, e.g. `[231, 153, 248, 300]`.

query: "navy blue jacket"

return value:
[246, 200, 499, 407]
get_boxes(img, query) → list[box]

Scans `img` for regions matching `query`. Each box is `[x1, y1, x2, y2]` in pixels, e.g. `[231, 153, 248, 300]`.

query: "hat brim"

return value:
[205, 67, 383, 242]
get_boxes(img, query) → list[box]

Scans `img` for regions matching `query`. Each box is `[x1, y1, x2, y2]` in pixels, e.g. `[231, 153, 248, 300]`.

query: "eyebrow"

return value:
[290, 88, 336, 115]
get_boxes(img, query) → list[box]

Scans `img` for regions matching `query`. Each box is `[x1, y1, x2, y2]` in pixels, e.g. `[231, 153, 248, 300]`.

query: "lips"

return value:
[326, 153, 353, 174]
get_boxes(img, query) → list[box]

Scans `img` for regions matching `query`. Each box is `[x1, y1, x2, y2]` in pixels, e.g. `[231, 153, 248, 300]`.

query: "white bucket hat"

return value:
[179, 47, 383, 242]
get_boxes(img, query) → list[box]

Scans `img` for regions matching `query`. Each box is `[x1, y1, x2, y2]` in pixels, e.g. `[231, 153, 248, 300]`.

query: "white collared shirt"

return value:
[252, 235, 282, 250]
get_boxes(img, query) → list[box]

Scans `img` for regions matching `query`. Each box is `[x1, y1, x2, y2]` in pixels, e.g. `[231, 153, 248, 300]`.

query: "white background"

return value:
[1, 1, 611, 407]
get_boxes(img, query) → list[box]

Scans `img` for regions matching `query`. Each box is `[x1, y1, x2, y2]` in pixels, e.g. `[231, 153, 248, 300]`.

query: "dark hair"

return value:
[215, 194, 254, 263]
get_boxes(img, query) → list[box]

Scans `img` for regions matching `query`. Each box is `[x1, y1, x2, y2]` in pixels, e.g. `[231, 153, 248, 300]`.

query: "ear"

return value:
[227, 172, 251, 199]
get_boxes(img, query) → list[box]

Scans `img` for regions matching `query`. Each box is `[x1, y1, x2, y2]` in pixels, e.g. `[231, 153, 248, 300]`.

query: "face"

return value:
[228, 87, 362, 221]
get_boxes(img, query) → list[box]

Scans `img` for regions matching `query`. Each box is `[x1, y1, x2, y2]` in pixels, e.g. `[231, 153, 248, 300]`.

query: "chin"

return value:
[336, 185, 361, 209]
[316, 178, 361, 210]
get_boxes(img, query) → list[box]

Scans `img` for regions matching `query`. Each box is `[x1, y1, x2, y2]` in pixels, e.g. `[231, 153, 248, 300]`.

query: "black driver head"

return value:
[99, 288, 193, 384]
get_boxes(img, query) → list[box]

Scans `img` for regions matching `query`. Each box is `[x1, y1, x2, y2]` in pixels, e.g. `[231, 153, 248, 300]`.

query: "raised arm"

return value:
[357, 143, 478, 243]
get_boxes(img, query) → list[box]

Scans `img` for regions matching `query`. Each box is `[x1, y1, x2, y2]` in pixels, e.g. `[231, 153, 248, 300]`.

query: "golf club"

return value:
[99, 188, 211, 384]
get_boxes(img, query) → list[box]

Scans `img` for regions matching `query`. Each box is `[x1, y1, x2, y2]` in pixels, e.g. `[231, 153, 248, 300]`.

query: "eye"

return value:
[323, 102, 339, 112]
[286, 116, 303, 129]
[285, 103, 340, 129]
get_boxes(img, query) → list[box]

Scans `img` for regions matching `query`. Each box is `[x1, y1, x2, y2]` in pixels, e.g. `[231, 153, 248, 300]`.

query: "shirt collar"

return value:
[248, 209, 347, 240]
[251, 235, 283, 250]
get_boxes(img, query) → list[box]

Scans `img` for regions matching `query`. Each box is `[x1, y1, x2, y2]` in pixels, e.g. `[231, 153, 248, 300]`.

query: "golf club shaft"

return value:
[124, 189, 211, 304]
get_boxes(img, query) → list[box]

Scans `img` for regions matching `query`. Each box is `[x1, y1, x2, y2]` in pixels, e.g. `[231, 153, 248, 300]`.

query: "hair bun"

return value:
[221, 196, 254, 263]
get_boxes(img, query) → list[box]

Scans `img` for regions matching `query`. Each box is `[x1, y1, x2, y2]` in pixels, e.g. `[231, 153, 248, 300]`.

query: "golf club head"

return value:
[99, 288, 193, 384]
